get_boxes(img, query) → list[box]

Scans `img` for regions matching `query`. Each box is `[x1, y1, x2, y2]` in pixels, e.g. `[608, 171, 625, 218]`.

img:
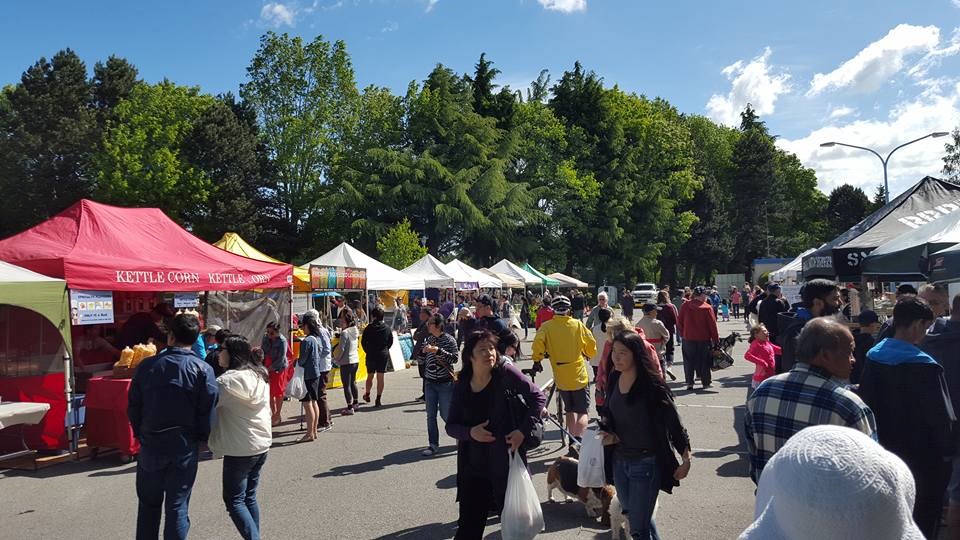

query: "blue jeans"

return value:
[223, 453, 268, 540]
[135, 448, 199, 540]
[425, 380, 454, 447]
[613, 454, 661, 540]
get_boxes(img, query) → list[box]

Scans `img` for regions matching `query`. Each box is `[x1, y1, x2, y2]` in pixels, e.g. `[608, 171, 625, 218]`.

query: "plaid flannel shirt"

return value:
[744, 363, 877, 483]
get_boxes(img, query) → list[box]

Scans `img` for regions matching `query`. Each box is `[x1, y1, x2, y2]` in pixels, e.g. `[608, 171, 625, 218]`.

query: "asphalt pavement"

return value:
[0, 317, 757, 539]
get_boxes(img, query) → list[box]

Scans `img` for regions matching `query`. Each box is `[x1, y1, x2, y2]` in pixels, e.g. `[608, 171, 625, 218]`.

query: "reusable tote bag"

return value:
[501, 450, 545, 540]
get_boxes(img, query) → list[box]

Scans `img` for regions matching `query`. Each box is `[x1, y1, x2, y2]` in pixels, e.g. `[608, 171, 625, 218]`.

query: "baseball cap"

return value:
[857, 310, 879, 325]
[767, 283, 782, 291]
[693, 286, 706, 296]
[642, 303, 661, 313]
[477, 294, 495, 308]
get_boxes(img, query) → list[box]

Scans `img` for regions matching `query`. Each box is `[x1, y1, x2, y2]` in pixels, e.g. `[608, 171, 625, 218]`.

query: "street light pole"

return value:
[820, 131, 949, 204]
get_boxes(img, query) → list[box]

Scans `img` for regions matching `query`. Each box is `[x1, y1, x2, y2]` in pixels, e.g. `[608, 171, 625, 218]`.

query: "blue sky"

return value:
[2, 0, 959, 196]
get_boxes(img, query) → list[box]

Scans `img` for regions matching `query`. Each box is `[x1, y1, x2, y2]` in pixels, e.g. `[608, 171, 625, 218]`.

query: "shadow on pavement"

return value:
[715, 372, 752, 389]
[313, 445, 456, 478]
[372, 520, 458, 539]
[689, 404, 750, 479]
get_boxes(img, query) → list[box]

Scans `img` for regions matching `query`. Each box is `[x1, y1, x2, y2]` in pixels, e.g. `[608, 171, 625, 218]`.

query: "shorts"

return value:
[366, 355, 389, 374]
[559, 387, 590, 414]
[301, 372, 329, 402]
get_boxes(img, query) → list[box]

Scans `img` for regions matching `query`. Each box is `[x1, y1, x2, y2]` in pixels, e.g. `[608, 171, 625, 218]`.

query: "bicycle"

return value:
[522, 364, 581, 453]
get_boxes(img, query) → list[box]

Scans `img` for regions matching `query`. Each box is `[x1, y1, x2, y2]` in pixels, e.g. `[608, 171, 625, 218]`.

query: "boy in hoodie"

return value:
[859, 296, 957, 540]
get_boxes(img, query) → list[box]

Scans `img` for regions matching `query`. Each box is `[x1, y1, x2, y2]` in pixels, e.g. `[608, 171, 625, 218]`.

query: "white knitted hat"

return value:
[739, 425, 922, 540]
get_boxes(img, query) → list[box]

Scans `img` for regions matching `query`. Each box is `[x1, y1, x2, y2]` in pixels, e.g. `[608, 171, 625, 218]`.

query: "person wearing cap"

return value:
[859, 296, 956, 539]
[637, 303, 674, 381]
[744, 317, 876, 485]
[757, 284, 789, 344]
[740, 425, 924, 540]
[677, 286, 720, 391]
[118, 302, 176, 349]
[473, 294, 519, 357]
[775, 279, 841, 374]
[851, 310, 879, 385]
[532, 295, 597, 446]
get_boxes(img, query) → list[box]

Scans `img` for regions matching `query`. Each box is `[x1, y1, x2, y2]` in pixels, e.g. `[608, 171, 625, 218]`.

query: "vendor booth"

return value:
[803, 177, 960, 281]
[929, 243, 960, 283]
[489, 259, 542, 287]
[547, 272, 589, 289]
[213, 232, 310, 292]
[522, 263, 560, 289]
[445, 259, 502, 289]
[0, 261, 71, 457]
[403, 255, 458, 290]
[770, 248, 818, 284]
[861, 208, 960, 281]
[0, 199, 293, 455]
[480, 268, 523, 289]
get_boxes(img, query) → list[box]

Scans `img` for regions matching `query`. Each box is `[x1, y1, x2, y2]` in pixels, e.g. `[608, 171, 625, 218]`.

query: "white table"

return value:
[0, 401, 51, 461]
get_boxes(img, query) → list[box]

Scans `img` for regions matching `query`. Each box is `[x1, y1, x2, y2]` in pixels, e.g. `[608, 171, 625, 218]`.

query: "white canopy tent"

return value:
[489, 259, 542, 286]
[770, 247, 818, 283]
[445, 258, 502, 289]
[548, 272, 589, 288]
[402, 254, 457, 289]
[302, 242, 425, 291]
[480, 268, 523, 289]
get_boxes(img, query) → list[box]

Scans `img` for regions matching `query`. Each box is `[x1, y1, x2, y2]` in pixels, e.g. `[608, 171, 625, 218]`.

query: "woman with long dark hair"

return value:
[600, 331, 692, 539]
[209, 335, 272, 540]
[297, 312, 333, 442]
[446, 331, 545, 539]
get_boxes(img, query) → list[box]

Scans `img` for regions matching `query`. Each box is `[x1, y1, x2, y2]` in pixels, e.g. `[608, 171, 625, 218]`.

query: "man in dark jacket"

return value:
[474, 293, 519, 357]
[757, 284, 789, 343]
[620, 287, 634, 322]
[128, 313, 218, 540]
[859, 296, 956, 539]
[921, 292, 960, 531]
[776, 279, 841, 374]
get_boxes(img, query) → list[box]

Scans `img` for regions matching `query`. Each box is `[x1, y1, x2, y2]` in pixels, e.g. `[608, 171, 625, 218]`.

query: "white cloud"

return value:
[537, 0, 586, 13]
[425, 0, 439, 12]
[705, 47, 791, 127]
[828, 106, 856, 119]
[953, 0, 960, 8]
[779, 81, 960, 196]
[909, 27, 960, 79]
[260, 2, 297, 27]
[807, 24, 940, 96]
[381, 21, 399, 33]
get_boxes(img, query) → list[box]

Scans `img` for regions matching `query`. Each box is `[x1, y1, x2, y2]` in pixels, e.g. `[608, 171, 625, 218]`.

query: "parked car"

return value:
[632, 283, 658, 307]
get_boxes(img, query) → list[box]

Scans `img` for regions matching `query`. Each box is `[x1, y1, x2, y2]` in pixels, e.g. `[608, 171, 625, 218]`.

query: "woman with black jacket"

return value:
[600, 331, 691, 539]
[360, 307, 393, 407]
[445, 330, 545, 539]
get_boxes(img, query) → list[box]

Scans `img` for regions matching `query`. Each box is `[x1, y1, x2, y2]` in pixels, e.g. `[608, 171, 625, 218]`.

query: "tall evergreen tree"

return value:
[825, 184, 871, 237]
[728, 105, 778, 268]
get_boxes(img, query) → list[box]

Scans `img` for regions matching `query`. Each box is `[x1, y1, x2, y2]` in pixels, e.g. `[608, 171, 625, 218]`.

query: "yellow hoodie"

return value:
[531, 314, 597, 391]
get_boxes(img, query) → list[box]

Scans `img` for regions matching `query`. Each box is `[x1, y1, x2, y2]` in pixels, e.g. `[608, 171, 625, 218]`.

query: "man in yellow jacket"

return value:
[532, 295, 597, 449]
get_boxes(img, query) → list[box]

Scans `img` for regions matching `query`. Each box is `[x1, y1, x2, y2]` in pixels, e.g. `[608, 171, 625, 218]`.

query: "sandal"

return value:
[297, 435, 316, 443]
[362, 392, 371, 403]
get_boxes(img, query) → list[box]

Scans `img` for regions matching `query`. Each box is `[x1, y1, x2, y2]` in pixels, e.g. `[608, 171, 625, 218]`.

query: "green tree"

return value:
[942, 127, 960, 182]
[769, 151, 828, 256]
[0, 49, 98, 236]
[94, 81, 215, 223]
[240, 32, 359, 257]
[181, 94, 272, 242]
[92, 55, 139, 128]
[377, 218, 427, 269]
[871, 184, 888, 210]
[825, 184, 871, 236]
[728, 105, 778, 268]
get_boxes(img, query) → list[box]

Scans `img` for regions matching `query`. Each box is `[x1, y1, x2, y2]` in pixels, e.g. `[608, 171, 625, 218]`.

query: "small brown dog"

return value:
[545, 455, 615, 525]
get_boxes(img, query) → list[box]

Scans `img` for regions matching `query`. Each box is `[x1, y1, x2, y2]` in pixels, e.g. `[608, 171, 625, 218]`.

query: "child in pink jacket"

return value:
[744, 323, 780, 396]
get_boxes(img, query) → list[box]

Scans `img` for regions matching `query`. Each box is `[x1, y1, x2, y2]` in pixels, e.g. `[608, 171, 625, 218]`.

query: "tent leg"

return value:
[63, 352, 78, 456]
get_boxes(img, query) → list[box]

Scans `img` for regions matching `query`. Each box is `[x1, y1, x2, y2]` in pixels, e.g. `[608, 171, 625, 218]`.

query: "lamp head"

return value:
[819, 142, 836, 148]
[931, 131, 949, 138]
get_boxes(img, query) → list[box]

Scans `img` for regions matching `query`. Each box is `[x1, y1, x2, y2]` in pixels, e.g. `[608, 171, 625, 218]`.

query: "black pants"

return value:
[732, 304, 740, 318]
[340, 363, 359, 405]
[681, 340, 712, 387]
[418, 361, 426, 395]
[909, 456, 951, 539]
[455, 474, 495, 539]
[665, 331, 675, 364]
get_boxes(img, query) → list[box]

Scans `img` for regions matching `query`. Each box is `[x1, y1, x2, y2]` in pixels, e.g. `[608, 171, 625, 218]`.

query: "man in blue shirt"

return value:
[128, 313, 218, 540]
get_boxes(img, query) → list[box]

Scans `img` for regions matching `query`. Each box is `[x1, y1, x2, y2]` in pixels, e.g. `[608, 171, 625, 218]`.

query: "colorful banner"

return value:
[309, 265, 368, 291]
[69, 290, 114, 326]
[455, 281, 479, 291]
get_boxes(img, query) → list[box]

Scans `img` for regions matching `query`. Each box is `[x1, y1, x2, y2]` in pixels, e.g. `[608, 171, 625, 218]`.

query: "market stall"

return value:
[547, 272, 589, 289]
[445, 259, 502, 289]
[403, 255, 458, 290]
[861, 209, 960, 281]
[489, 259, 542, 288]
[522, 263, 560, 290]
[479, 268, 523, 289]
[213, 232, 310, 292]
[0, 261, 72, 455]
[0, 199, 293, 454]
[769, 248, 818, 284]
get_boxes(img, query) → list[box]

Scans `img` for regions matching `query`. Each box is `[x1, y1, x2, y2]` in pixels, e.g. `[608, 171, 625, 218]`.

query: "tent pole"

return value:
[63, 350, 77, 456]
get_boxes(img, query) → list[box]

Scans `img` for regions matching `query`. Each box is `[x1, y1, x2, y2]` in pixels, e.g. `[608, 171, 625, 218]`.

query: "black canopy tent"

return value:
[860, 208, 960, 281]
[929, 242, 960, 283]
[802, 177, 960, 281]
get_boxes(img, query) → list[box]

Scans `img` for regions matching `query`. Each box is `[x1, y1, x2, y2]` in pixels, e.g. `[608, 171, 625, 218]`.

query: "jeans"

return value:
[425, 380, 454, 447]
[222, 453, 268, 540]
[339, 363, 359, 405]
[732, 304, 740, 318]
[135, 447, 199, 540]
[613, 455, 661, 540]
[681, 339, 712, 387]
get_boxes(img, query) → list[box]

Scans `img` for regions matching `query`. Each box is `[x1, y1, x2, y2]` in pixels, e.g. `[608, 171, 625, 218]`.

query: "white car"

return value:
[631, 283, 658, 307]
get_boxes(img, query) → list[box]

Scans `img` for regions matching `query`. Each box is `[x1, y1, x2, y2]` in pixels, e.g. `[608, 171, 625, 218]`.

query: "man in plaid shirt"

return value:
[744, 317, 877, 484]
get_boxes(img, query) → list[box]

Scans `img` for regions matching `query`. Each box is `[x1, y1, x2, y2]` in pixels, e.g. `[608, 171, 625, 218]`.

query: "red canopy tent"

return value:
[0, 199, 292, 291]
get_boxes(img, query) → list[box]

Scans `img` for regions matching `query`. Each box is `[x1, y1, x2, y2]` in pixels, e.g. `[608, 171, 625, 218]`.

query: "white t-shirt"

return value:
[591, 323, 609, 367]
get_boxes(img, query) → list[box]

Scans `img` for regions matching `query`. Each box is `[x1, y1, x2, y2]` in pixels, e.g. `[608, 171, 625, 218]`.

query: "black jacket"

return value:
[600, 371, 690, 494]
[851, 331, 875, 385]
[758, 297, 789, 337]
[776, 307, 814, 374]
[360, 321, 394, 364]
[475, 316, 518, 356]
[922, 318, 960, 442]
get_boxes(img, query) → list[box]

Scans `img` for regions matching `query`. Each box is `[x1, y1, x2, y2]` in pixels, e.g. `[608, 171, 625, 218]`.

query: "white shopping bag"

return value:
[285, 366, 306, 400]
[501, 450, 545, 540]
[577, 428, 606, 488]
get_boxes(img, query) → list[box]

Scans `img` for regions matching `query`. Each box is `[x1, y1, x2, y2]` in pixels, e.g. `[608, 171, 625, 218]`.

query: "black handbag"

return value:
[505, 386, 544, 451]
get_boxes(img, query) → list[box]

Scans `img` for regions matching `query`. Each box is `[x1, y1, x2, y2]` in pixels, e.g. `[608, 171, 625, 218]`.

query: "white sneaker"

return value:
[421, 445, 438, 457]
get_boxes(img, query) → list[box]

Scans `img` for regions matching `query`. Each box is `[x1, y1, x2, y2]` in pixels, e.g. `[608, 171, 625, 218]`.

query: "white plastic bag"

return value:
[501, 450, 545, 540]
[285, 366, 306, 400]
[577, 428, 606, 488]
